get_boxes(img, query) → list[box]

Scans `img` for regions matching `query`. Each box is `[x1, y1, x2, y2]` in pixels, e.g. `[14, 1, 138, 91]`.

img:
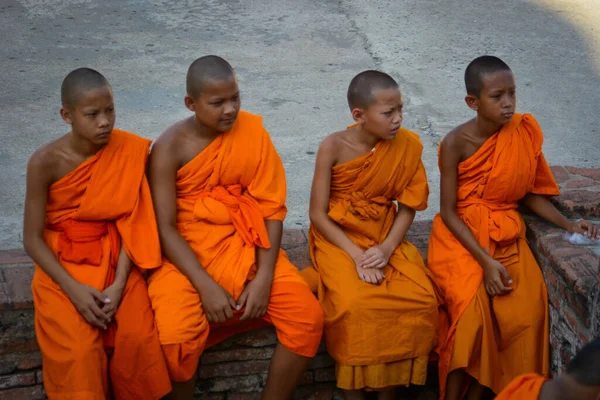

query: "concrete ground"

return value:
[0, 0, 599, 250]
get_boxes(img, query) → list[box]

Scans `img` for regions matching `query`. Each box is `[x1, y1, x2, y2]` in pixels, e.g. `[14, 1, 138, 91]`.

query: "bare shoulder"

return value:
[317, 130, 349, 165]
[27, 135, 69, 184]
[152, 118, 190, 152]
[440, 120, 476, 156]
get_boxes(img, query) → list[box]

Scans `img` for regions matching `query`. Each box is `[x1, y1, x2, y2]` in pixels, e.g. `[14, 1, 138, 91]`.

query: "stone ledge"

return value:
[550, 166, 600, 218]
[0, 166, 597, 398]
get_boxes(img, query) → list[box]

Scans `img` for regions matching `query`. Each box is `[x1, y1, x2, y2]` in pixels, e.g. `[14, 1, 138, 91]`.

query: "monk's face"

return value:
[60, 85, 115, 145]
[361, 88, 403, 140]
[188, 78, 241, 133]
[474, 70, 516, 124]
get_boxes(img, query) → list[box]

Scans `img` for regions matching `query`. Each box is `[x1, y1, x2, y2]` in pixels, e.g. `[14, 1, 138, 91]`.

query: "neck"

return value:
[192, 115, 222, 139]
[68, 131, 105, 157]
[353, 125, 381, 149]
[474, 114, 503, 138]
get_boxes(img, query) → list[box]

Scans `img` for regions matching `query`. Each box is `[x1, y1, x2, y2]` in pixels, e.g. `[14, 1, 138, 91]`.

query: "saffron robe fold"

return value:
[495, 373, 546, 400]
[31, 129, 171, 400]
[147, 110, 324, 382]
[302, 127, 440, 390]
[428, 114, 558, 398]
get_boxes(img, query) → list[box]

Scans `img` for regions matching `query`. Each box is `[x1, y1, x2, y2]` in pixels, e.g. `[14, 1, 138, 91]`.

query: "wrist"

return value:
[255, 267, 274, 281]
[60, 277, 79, 296]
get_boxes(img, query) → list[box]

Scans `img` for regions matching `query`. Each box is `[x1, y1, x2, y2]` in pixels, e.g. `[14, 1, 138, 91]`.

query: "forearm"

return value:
[112, 245, 133, 289]
[159, 226, 217, 292]
[380, 204, 415, 254]
[522, 193, 571, 230]
[441, 209, 490, 266]
[310, 211, 363, 259]
[255, 220, 282, 278]
[24, 236, 77, 291]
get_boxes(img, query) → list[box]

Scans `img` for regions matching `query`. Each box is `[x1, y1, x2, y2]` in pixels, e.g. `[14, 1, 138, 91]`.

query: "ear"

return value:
[351, 107, 365, 123]
[60, 107, 73, 124]
[184, 95, 196, 112]
[465, 94, 479, 111]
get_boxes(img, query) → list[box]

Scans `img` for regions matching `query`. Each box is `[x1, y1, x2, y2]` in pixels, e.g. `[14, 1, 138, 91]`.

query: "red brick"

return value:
[0, 250, 31, 266]
[563, 308, 583, 336]
[17, 353, 42, 370]
[201, 347, 273, 364]
[550, 166, 570, 184]
[299, 371, 314, 385]
[0, 283, 11, 311]
[292, 384, 337, 399]
[565, 167, 600, 181]
[565, 179, 599, 189]
[546, 286, 561, 311]
[314, 367, 336, 382]
[199, 360, 270, 379]
[0, 385, 45, 400]
[35, 370, 43, 384]
[281, 229, 307, 248]
[0, 372, 36, 390]
[2, 265, 35, 309]
[552, 190, 600, 218]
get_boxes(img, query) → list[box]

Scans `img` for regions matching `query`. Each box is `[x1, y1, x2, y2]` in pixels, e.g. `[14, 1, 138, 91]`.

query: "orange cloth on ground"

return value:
[495, 373, 546, 400]
[428, 114, 558, 399]
[301, 127, 440, 390]
[147, 110, 324, 382]
[31, 129, 171, 400]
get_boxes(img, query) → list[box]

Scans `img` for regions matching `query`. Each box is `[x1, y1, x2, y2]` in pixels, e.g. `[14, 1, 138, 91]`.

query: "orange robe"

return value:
[147, 110, 324, 382]
[428, 114, 558, 398]
[495, 373, 546, 400]
[31, 129, 171, 400]
[302, 127, 439, 390]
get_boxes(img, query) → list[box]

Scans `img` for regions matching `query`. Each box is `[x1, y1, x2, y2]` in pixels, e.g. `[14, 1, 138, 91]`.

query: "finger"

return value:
[84, 310, 107, 330]
[360, 254, 379, 267]
[362, 258, 383, 269]
[227, 294, 238, 311]
[90, 288, 111, 305]
[206, 312, 215, 324]
[90, 302, 110, 324]
[499, 266, 513, 285]
[237, 290, 249, 311]
[376, 261, 387, 269]
[224, 305, 234, 320]
[216, 309, 227, 323]
[240, 303, 253, 321]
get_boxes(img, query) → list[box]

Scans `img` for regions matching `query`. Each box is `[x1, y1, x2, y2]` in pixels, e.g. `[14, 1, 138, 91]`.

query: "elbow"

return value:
[22, 234, 37, 257]
[308, 208, 322, 226]
[440, 207, 454, 226]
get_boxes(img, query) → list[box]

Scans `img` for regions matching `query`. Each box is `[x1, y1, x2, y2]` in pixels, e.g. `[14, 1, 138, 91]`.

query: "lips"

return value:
[502, 112, 514, 118]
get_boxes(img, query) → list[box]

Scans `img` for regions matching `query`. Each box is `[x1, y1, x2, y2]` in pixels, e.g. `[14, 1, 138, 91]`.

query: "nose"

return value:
[502, 95, 513, 109]
[98, 113, 110, 127]
[223, 101, 236, 116]
[392, 110, 403, 124]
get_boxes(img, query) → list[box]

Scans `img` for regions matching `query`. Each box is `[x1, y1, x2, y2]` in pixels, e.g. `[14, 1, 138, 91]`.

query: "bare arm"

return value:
[308, 137, 364, 261]
[23, 153, 79, 290]
[23, 152, 110, 328]
[439, 137, 490, 265]
[148, 136, 236, 323]
[522, 193, 598, 239]
[381, 204, 415, 254]
[439, 136, 511, 296]
[255, 219, 282, 279]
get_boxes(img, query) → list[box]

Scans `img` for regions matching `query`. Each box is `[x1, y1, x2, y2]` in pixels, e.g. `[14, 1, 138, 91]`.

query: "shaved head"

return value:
[186, 55, 236, 98]
[464, 55, 512, 97]
[61, 68, 110, 109]
[567, 339, 600, 386]
[347, 70, 399, 110]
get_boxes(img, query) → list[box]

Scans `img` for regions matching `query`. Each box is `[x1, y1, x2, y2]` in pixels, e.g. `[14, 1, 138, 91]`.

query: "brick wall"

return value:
[0, 166, 598, 399]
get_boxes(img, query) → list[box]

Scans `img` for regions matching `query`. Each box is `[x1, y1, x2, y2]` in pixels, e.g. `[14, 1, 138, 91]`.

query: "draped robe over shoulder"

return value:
[148, 111, 324, 382]
[302, 127, 440, 390]
[32, 129, 171, 400]
[428, 114, 558, 398]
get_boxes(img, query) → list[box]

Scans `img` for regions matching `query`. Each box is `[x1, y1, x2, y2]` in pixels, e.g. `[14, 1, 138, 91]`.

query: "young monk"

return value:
[300, 70, 439, 400]
[496, 339, 600, 400]
[23, 68, 171, 400]
[428, 55, 600, 400]
[146, 55, 324, 400]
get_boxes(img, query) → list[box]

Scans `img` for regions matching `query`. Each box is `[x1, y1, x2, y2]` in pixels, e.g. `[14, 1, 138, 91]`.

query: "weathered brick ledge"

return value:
[0, 166, 598, 399]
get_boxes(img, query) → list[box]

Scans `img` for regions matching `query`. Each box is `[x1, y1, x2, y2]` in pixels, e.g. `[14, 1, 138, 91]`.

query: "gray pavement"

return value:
[1, 0, 599, 250]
